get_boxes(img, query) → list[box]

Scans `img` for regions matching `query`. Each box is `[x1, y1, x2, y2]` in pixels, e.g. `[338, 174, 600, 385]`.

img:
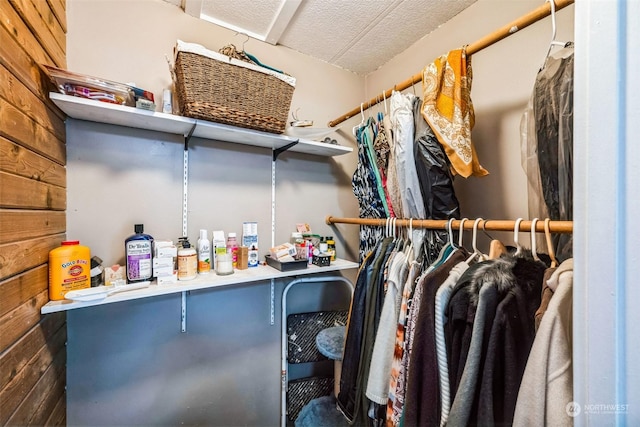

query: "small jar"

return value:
[216, 253, 234, 276]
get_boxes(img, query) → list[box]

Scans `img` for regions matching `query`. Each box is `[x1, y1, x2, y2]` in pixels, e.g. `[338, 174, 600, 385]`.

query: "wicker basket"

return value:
[174, 49, 295, 134]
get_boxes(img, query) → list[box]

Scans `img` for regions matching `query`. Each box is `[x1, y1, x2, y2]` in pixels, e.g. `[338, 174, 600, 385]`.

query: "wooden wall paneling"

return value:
[44, 0, 66, 33]
[0, 323, 66, 425]
[1, 0, 67, 424]
[6, 0, 65, 67]
[44, 391, 66, 426]
[0, 136, 66, 187]
[0, 233, 65, 279]
[4, 348, 66, 426]
[0, 171, 66, 210]
[0, 264, 47, 319]
[0, 311, 65, 391]
[0, 25, 65, 121]
[27, 0, 66, 55]
[0, 65, 66, 141]
[0, 1, 57, 68]
[0, 210, 65, 244]
[0, 289, 49, 352]
[0, 98, 66, 165]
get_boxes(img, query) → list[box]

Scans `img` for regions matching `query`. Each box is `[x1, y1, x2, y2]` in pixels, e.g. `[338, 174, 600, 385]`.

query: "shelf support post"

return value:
[181, 291, 187, 332]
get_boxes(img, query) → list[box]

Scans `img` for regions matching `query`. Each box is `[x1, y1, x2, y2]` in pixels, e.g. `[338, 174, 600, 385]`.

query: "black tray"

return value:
[265, 255, 308, 272]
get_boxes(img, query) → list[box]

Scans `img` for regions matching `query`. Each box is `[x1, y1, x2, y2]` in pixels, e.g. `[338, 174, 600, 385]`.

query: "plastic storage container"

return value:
[49, 240, 91, 301]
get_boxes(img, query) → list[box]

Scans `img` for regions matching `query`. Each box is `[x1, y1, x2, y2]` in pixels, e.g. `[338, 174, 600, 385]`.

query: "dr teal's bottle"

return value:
[125, 224, 154, 283]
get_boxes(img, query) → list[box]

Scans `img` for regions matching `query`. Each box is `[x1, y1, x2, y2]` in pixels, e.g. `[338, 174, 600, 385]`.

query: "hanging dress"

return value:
[352, 118, 389, 261]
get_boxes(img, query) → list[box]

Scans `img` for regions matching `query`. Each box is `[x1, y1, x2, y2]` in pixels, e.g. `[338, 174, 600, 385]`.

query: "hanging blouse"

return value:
[351, 119, 388, 261]
[421, 48, 488, 178]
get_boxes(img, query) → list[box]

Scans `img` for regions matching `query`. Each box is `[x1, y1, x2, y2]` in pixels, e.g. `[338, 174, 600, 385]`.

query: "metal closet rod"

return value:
[327, 0, 575, 128]
[325, 216, 573, 234]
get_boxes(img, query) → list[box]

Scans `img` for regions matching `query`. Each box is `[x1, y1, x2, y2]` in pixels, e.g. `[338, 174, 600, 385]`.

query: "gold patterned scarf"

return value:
[421, 49, 488, 178]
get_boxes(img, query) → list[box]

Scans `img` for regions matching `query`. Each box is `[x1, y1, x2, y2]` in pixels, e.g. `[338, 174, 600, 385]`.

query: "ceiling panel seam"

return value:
[328, 0, 404, 64]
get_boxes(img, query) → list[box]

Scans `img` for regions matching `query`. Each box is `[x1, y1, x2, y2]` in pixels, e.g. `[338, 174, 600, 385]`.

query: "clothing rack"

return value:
[325, 216, 573, 234]
[327, 0, 575, 128]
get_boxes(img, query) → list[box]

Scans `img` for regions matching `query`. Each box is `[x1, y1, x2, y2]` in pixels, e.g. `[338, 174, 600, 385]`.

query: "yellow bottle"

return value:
[49, 240, 91, 301]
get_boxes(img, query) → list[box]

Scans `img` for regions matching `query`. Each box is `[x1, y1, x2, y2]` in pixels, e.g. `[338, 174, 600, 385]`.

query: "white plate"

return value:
[284, 127, 336, 140]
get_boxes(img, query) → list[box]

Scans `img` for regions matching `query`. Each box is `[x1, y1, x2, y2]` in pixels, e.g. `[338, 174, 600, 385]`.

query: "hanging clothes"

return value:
[434, 261, 471, 427]
[373, 115, 396, 217]
[403, 249, 468, 426]
[442, 252, 546, 427]
[385, 112, 404, 220]
[513, 259, 573, 427]
[412, 97, 461, 264]
[421, 48, 488, 178]
[521, 46, 574, 261]
[366, 249, 409, 404]
[386, 260, 422, 427]
[352, 119, 389, 261]
[338, 236, 394, 424]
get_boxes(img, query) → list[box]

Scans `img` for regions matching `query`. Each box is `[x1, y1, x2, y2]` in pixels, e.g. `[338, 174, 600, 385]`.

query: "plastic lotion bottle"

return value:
[197, 229, 211, 274]
[178, 239, 197, 281]
[125, 224, 154, 283]
[226, 232, 239, 268]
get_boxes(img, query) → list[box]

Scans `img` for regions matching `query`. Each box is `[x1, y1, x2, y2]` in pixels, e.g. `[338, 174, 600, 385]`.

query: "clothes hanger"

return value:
[404, 218, 414, 256]
[544, 218, 558, 267]
[466, 218, 486, 263]
[530, 218, 541, 262]
[486, 220, 508, 259]
[458, 218, 469, 248]
[383, 91, 388, 116]
[353, 103, 365, 137]
[513, 218, 524, 256]
[447, 218, 456, 248]
[543, 0, 566, 66]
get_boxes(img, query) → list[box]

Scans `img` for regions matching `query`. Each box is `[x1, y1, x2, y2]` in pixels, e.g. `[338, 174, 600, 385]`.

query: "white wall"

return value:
[64, 1, 362, 425]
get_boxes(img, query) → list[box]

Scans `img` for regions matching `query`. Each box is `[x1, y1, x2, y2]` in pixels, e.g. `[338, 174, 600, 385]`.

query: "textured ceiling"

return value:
[179, 0, 477, 75]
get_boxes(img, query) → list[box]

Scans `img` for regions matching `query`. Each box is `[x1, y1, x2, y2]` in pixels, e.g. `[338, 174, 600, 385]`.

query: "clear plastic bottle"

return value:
[226, 232, 239, 268]
[125, 224, 154, 283]
[197, 229, 211, 274]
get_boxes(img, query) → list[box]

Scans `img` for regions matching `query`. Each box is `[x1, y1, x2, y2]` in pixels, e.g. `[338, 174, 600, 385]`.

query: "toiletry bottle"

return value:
[49, 240, 91, 300]
[326, 236, 336, 261]
[226, 232, 239, 268]
[177, 239, 197, 281]
[197, 229, 211, 274]
[125, 224, 154, 283]
[319, 237, 328, 254]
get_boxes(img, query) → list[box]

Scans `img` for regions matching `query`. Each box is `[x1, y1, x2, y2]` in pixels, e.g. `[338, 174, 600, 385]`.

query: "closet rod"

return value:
[327, 0, 574, 128]
[325, 216, 573, 234]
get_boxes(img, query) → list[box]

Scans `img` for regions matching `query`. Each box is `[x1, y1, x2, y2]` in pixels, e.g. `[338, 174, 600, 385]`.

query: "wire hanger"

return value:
[544, 218, 558, 267]
[530, 218, 541, 262]
[514, 218, 524, 256]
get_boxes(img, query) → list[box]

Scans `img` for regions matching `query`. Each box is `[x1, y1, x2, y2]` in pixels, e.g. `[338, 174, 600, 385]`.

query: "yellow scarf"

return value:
[421, 49, 488, 178]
